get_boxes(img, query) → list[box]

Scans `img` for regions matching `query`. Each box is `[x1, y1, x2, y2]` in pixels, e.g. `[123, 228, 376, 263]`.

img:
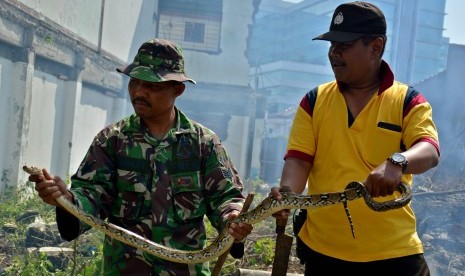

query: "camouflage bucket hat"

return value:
[117, 38, 196, 84]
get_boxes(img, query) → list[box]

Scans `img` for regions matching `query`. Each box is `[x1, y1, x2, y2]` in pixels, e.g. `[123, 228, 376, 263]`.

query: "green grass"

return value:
[0, 182, 104, 276]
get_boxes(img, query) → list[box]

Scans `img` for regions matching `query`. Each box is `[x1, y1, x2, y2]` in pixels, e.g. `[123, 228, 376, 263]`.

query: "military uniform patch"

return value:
[215, 145, 228, 166]
[221, 168, 233, 181]
[177, 176, 192, 186]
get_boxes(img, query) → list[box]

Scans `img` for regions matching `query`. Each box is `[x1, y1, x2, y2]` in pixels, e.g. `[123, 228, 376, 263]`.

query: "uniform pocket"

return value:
[113, 169, 150, 220]
[366, 124, 402, 167]
[170, 172, 206, 223]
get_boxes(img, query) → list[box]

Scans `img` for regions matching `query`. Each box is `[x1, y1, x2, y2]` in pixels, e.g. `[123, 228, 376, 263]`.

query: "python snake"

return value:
[23, 165, 411, 264]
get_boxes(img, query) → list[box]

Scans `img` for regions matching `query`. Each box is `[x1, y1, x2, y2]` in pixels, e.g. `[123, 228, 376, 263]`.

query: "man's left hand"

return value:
[226, 211, 253, 242]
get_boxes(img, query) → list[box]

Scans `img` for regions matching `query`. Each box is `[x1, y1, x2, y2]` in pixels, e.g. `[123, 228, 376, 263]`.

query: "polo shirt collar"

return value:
[377, 60, 394, 94]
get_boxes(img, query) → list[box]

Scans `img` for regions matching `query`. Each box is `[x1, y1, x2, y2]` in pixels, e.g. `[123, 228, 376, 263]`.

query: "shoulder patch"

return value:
[215, 144, 227, 166]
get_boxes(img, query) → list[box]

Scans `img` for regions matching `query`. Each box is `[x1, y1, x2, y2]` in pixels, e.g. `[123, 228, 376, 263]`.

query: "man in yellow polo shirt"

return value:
[271, 2, 439, 275]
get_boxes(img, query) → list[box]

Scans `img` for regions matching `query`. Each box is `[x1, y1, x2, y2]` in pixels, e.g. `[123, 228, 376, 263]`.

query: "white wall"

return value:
[27, 71, 65, 171]
[17, 0, 158, 63]
[18, 0, 102, 45]
[69, 87, 116, 174]
[0, 57, 14, 187]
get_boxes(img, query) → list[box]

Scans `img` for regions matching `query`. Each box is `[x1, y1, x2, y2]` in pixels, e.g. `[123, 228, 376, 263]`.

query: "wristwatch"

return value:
[387, 152, 408, 173]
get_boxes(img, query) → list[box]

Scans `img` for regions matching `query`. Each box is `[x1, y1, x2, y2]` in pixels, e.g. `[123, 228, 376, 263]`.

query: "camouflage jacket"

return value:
[56, 108, 245, 275]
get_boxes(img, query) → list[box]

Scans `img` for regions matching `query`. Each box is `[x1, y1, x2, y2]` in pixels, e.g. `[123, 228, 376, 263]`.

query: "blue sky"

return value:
[444, 0, 464, 45]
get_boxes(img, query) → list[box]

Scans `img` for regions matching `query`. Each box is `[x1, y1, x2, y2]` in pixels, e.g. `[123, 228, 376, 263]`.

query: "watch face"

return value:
[392, 153, 405, 163]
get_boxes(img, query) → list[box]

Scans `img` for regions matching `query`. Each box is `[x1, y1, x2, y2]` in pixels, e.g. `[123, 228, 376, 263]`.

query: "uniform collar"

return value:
[122, 106, 196, 135]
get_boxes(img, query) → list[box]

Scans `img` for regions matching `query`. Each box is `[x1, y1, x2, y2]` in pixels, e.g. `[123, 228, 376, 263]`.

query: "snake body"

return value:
[23, 165, 411, 264]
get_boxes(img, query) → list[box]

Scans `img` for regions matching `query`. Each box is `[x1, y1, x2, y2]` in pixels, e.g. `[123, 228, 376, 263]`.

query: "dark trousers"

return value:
[303, 246, 430, 276]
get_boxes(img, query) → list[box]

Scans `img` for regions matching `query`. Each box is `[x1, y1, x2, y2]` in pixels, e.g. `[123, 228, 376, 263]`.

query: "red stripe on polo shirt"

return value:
[404, 94, 427, 117]
[412, 137, 441, 156]
[299, 96, 313, 117]
[284, 150, 314, 164]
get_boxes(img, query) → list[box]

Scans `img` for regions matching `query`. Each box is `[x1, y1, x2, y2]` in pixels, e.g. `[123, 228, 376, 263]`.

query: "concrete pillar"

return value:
[55, 53, 86, 178]
[5, 29, 36, 192]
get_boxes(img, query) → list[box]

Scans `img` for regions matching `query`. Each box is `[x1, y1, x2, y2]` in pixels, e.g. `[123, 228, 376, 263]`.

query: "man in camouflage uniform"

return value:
[30, 38, 252, 275]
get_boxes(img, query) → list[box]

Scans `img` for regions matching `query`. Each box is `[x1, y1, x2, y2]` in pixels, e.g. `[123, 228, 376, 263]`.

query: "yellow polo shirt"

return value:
[285, 61, 439, 261]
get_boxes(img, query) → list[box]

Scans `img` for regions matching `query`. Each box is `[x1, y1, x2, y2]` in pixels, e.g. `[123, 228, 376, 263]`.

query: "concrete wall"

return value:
[0, 56, 16, 188]
[16, 0, 157, 62]
[17, 0, 102, 45]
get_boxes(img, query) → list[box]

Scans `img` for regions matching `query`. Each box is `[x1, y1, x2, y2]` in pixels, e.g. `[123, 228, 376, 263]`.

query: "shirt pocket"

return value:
[113, 169, 150, 221]
[366, 122, 402, 167]
[170, 172, 206, 223]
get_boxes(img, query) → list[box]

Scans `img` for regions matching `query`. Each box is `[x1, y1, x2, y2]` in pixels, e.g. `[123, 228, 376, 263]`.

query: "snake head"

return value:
[23, 165, 43, 175]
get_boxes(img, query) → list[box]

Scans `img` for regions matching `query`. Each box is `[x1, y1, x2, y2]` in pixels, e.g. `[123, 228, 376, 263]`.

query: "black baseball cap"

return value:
[313, 1, 386, 43]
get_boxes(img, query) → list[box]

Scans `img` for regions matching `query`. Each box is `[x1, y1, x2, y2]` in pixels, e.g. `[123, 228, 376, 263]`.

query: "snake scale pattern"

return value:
[23, 165, 412, 264]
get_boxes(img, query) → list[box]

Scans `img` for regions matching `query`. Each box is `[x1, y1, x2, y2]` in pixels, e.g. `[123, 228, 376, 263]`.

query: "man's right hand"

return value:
[28, 169, 72, 206]
[269, 187, 290, 220]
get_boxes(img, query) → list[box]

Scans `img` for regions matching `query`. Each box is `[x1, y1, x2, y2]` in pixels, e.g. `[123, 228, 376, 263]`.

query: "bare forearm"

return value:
[402, 141, 439, 174]
[279, 157, 312, 194]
